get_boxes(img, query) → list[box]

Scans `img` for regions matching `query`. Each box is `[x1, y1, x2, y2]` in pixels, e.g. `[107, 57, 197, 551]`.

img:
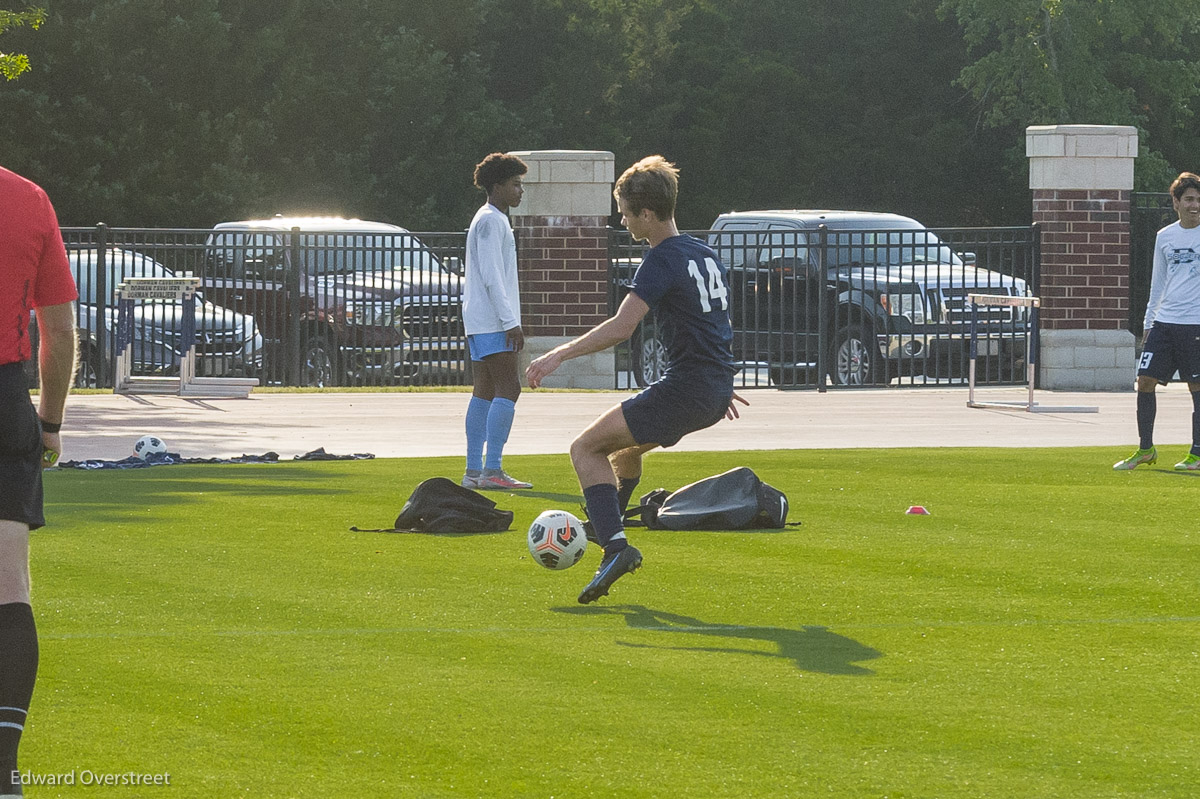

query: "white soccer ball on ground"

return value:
[527, 509, 588, 570]
[133, 435, 168, 460]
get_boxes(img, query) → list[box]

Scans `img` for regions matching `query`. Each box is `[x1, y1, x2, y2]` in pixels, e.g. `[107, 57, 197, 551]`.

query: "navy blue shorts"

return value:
[1138, 322, 1200, 384]
[621, 378, 732, 448]
[0, 363, 45, 530]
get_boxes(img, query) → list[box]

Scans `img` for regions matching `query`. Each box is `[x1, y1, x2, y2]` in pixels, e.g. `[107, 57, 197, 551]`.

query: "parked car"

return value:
[615, 210, 1030, 386]
[65, 248, 263, 387]
[202, 216, 466, 387]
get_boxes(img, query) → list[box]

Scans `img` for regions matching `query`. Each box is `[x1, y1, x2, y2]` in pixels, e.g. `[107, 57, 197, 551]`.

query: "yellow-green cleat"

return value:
[1113, 447, 1157, 470]
[1174, 453, 1200, 471]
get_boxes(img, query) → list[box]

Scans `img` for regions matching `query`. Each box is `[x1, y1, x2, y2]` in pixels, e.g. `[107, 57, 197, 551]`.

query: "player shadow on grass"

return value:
[556, 605, 882, 676]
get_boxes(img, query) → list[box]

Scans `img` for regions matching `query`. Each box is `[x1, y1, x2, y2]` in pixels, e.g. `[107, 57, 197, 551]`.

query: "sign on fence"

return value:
[114, 276, 257, 398]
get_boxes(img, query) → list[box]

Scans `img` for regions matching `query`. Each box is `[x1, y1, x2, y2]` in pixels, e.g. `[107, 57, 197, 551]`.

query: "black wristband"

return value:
[39, 418, 62, 434]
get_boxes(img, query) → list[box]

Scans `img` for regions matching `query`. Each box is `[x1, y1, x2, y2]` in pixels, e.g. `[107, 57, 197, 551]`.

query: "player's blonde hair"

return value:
[614, 155, 679, 221]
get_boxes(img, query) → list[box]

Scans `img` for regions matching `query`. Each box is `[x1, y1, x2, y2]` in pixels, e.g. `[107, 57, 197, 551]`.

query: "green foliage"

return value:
[30, 448, 1200, 797]
[0, 6, 43, 80]
[939, 0, 1200, 190]
[1, 0, 1197, 225]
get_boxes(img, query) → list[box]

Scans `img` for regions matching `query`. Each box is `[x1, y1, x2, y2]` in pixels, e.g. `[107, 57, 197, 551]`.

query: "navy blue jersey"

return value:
[630, 235, 736, 389]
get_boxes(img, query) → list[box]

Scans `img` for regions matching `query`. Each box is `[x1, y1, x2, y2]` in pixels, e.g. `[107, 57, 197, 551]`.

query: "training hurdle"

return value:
[114, 276, 258, 398]
[966, 293, 1098, 414]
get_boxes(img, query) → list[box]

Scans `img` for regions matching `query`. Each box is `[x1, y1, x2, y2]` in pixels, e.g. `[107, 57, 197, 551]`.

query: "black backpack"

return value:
[630, 467, 793, 531]
[351, 477, 513, 534]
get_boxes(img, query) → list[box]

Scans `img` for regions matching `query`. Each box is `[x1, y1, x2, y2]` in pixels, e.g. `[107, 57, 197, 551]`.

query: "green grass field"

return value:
[24, 448, 1200, 798]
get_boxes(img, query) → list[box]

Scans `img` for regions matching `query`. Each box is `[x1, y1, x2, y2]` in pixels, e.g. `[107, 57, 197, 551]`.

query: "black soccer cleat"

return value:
[578, 545, 642, 604]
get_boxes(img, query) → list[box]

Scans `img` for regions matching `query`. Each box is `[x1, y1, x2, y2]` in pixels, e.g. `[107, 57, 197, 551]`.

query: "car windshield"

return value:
[828, 229, 962, 267]
[298, 234, 441, 275]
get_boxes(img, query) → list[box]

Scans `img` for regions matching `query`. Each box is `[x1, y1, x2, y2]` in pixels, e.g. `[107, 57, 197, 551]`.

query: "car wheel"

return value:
[631, 321, 667, 388]
[830, 325, 879, 386]
[301, 337, 337, 388]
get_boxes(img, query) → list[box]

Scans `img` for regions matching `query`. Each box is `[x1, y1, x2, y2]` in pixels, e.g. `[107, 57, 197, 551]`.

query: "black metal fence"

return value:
[56, 224, 470, 389]
[610, 225, 1039, 390]
[1130, 192, 1174, 336]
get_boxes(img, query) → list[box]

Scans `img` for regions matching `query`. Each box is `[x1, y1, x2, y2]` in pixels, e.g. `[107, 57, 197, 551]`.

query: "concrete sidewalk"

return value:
[51, 384, 1192, 463]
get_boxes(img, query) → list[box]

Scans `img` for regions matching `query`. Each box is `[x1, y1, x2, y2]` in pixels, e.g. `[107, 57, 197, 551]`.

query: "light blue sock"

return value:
[484, 397, 517, 470]
[465, 396, 491, 472]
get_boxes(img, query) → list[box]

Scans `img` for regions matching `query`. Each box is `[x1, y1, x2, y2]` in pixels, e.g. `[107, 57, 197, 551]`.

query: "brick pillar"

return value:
[1027, 125, 1138, 390]
[509, 150, 616, 388]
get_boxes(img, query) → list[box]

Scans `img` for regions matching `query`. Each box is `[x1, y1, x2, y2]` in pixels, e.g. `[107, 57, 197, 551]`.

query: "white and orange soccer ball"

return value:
[527, 510, 588, 570]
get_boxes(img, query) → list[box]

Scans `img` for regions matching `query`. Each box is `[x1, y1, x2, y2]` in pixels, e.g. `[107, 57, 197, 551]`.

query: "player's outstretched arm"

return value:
[725, 391, 749, 421]
[527, 293, 649, 388]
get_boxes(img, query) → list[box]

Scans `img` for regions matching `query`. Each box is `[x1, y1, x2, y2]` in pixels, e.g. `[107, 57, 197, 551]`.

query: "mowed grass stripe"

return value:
[26, 448, 1200, 798]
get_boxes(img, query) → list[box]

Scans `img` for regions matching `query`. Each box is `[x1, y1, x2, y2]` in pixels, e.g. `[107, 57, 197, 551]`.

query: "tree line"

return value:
[1, 0, 1197, 231]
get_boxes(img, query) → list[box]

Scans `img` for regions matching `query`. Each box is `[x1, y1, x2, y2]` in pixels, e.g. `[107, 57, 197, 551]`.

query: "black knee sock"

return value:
[1137, 391, 1156, 450]
[0, 603, 38, 794]
[583, 483, 626, 553]
[1192, 391, 1200, 456]
[616, 476, 641, 514]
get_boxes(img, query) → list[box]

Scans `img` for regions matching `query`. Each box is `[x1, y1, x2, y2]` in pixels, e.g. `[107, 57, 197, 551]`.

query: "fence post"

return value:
[95, 223, 110, 388]
[288, 227, 302, 384]
[816, 224, 829, 393]
[1031, 221, 1042, 388]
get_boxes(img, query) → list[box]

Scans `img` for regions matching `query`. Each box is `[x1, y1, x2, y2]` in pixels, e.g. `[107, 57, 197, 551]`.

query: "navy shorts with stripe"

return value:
[1138, 322, 1200, 384]
[0, 362, 45, 529]
[621, 377, 732, 448]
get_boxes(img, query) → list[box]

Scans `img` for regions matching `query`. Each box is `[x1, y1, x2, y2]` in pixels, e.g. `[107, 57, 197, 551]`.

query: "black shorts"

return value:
[0, 362, 44, 530]
[621, 377, 732, 448]
[1138, 322, 1200, 384]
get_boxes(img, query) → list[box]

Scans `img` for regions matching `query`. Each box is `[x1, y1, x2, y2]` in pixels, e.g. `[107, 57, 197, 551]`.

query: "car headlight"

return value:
[344, 301, 393, 326]
[880, 293, 927, 324]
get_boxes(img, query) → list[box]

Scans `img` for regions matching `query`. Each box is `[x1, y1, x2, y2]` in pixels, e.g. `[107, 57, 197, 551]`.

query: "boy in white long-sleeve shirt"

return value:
[461, 153, 533, 490]
[1115, 171, 1200, 471]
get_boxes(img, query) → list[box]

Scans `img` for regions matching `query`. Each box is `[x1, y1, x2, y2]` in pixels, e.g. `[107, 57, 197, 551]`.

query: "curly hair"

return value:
[473, 153, 528, 193]
[1170, 172, 1200, 200]
[613, 155, 679, 221]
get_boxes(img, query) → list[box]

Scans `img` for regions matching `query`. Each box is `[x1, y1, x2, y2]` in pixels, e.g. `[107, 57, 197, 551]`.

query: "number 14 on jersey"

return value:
[687, 257, 729, 313]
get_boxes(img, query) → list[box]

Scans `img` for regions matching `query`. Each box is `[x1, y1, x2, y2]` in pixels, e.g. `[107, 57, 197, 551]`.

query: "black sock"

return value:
[1192, 391, 1200, 456]
[0, 603, 38, 794]
[617, 476, 641, 513]
[1137, 391, 1156, 450]
[583, 483, 627, 554]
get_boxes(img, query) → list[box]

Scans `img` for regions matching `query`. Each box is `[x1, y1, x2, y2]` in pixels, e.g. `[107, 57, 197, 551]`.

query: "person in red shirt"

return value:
[0, 165, 77, 799]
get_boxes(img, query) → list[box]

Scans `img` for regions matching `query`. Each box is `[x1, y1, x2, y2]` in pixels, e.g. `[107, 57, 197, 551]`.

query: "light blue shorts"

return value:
[467, 331, 514, 362]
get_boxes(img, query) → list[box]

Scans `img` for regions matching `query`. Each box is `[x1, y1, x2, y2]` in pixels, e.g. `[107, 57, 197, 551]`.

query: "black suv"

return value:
[203, 217, 467, 387]
[615, 210, 1031, 387]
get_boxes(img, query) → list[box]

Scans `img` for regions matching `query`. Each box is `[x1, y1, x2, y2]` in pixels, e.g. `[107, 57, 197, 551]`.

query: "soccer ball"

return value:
[133, 435, 168, 460]
[527, 510, 588, 570]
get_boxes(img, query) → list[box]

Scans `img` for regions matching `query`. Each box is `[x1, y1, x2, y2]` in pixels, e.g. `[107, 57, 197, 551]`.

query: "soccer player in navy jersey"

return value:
[1114, 172, 1200, 471]
[527, 155, 747, 603]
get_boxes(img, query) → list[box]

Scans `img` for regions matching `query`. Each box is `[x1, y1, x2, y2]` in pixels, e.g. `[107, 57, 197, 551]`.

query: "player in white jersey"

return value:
[460, 153, 533, 490]
[1114, 172, 1200, 471]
